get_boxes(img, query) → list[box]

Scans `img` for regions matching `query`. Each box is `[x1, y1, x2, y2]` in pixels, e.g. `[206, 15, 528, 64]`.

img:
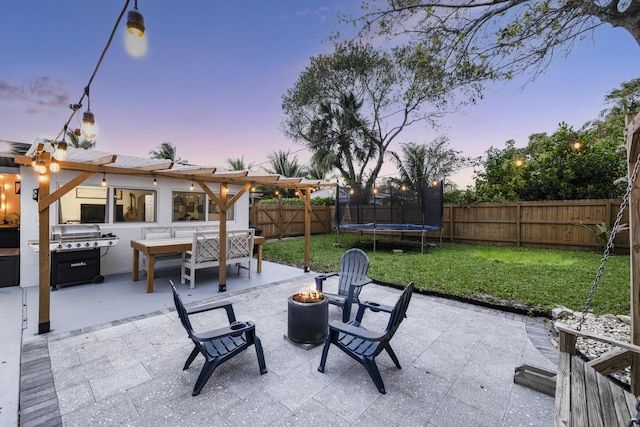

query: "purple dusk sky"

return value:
[1, 1, 639, 187]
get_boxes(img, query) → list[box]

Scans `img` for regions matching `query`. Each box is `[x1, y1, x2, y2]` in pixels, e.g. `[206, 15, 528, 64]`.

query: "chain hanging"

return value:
[578, 149, 640, 330]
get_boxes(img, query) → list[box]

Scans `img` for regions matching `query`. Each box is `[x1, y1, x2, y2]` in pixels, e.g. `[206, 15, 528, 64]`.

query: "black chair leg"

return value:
[362, 358, 386, 394]
[318, 335, 333, 373]
[341, 302, 352, 323]
[384, 344, 402, 369]
[184, 346, 200, 370]
[193, 360, 218, 396]
[254, 336, 268, 374]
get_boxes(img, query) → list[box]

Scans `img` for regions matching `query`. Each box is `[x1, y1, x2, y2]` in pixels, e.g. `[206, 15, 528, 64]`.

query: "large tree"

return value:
[475, 122, 626, 201]
[282, 41, 482, 191]
[349, 0, 639, 83]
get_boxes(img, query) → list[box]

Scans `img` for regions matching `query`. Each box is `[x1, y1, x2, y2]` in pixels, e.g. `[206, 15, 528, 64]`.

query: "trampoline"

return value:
[334, 181, 444, 253]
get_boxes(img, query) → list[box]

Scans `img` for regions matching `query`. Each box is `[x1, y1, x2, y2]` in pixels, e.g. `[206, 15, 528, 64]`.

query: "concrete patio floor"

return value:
[8, 260, 557, 426]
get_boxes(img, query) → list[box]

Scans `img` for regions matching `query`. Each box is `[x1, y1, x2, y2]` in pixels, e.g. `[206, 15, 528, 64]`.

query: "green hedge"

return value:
[258, 197, 334, 206]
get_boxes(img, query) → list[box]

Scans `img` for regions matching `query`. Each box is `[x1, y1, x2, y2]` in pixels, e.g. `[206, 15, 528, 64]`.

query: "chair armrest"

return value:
[187, 300, 237, 323]
[328, 320, 384, 341]
[346, 277, 373, 303]
[315, 272, 339, 291]
[359, 300, 393, 313]
[354, 300, 393, 323]
[351, 277, 372, 289]
[192, 321, 255, 341]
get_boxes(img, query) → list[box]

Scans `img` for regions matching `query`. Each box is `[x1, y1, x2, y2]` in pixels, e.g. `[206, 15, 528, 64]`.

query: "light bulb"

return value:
[125, 8, 147, 58]
[49, 160, 60, 173]
[153, 177, 157, 186]
[53, 141, 67, 161]
[101, 174, 107, 187]
[81, 110, 97, 139]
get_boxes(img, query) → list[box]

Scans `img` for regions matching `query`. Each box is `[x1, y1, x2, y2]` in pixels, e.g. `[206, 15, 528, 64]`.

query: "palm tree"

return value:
[389, 137, 473, 190]
[389, 142, 429, 188]
[307, 92, 371, 188]
[226, 156, 253, 171]
[306, 156, 335, 181]
[262, 150, 306, 177]
[149, 142, 187, 164]
[263, 150, 306, 197]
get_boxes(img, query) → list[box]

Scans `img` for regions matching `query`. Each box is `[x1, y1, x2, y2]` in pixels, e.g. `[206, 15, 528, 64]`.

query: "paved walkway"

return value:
[16, 274, 557, 426]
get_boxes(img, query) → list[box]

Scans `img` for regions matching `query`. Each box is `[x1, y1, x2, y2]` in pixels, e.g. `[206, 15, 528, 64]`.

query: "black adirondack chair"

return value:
[318, 282, 414, 394]
[314, 248, 371, 322]
[170, 281, 267, 396]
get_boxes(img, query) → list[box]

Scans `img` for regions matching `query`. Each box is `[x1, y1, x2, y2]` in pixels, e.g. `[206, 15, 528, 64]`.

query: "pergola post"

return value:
[219, 183, 228, 292]
[38, 171, 51, 334]
[627, 112, 640, 395]
[296, 186, 313, 272]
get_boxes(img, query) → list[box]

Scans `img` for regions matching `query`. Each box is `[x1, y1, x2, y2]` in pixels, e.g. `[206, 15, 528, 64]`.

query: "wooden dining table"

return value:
[131, 235, 265, 293]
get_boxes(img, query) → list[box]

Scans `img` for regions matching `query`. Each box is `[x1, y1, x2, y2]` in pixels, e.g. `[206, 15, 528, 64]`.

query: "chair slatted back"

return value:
[384, 282, 414, 339]
[193, 232, 220, 263]
[171, 281, 195, 337]
[227, 229, 254, 259]
[337, 248, 370, 299]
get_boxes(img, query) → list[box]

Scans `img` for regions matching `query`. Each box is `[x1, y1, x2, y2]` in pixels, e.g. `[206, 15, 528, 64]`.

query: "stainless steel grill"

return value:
[50, 224, 118, 252]
[29, 224, 119, 289]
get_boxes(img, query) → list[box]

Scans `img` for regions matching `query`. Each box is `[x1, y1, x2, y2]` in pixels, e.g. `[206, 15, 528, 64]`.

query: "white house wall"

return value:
[19, 167, 249, 288]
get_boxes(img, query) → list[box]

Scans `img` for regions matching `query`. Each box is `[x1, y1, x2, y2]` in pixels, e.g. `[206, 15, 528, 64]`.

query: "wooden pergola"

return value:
[14, 147, 335, 334]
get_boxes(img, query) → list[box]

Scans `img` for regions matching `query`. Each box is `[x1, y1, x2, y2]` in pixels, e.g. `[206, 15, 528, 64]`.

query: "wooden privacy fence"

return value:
[441, 199, 628, 252]
[250, 204, 333, 239]
[251, 199, 629, 253]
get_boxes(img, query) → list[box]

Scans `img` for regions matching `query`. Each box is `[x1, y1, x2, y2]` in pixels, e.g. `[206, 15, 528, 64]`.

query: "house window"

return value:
[114, 189, 157, 222]
[172, 191, 205, 222]
[208, 195, 235, 221]
[58, 186, 108, 224]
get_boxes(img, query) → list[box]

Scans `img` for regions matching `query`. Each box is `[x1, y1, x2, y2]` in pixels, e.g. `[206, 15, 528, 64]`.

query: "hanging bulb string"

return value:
[52, 0, 131, 143]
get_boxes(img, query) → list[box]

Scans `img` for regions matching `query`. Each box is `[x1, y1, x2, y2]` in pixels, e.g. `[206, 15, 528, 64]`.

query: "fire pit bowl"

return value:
[287, 288, 329, 347]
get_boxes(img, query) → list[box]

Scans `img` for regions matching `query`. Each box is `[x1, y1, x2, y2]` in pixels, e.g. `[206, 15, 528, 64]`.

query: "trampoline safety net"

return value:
[334, 182, 443, 232]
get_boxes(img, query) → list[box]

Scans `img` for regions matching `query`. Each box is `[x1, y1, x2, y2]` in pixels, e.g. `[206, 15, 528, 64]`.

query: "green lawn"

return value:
[262, 234, 630, 316]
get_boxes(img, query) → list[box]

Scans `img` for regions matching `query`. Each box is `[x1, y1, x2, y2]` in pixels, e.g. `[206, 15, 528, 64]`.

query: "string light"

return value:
[190, 180, 194, 191]
[53, 140, 67, 161]
[101, 173, 107, 187]
[125, 0, 147, 58]
[49, 159, 60, 173]
[153, 176, 157, 186]
[30, 0, 147, 175]
[81, 87, 97, 139]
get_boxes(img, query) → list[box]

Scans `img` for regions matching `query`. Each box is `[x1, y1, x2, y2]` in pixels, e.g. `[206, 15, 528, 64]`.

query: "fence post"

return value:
[448, 205, 454, 243]
[516, 203, 521, 247]
[278, 194, 283, 240]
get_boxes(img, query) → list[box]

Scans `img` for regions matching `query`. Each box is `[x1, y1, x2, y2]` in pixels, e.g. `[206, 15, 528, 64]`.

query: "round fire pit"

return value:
[287, 293, 329, 345]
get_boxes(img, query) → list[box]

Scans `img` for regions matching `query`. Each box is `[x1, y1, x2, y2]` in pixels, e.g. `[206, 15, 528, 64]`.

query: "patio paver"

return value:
[18, 275, 557, 426]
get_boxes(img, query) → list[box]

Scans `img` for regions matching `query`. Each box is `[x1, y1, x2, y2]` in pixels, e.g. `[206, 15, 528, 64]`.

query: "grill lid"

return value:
[51, 224, 101, 241]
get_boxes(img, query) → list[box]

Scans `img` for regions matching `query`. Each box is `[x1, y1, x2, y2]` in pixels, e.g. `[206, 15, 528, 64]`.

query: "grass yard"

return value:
[262, 233, 630, 316]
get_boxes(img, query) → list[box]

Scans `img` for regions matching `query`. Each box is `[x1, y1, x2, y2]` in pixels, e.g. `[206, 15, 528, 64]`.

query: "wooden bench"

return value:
[141, 226, 220, 274]
[180, 229, 254, 288]
[554, 323, 640, 426]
